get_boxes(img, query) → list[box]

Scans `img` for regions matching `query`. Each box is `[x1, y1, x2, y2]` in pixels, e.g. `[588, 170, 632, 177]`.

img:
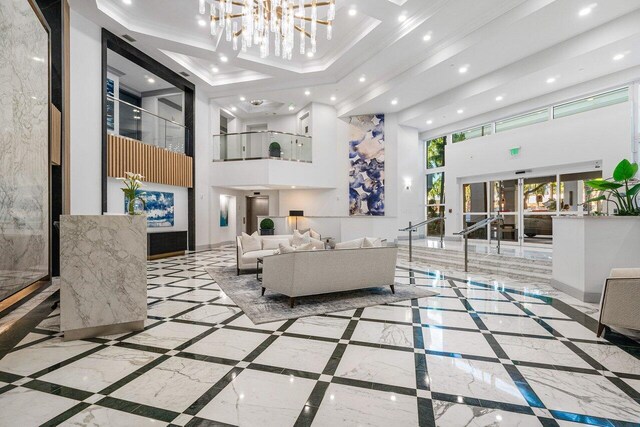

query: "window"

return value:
[426, 172, 445, 234]
[452, 124, 492, 143]
[426, 136, 446, 169]
[496, 109, 548, 133]
[553, 87, 628, 119]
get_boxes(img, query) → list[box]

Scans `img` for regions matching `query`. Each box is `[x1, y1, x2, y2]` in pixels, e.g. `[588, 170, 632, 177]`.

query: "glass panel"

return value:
[463, 182, 487, 213]
[496, 109, 548, 133]
[426, 136, 446, 168]
[426, 206, 445, 235]
[492, 214, 518, 242]
[452, 124, 492, 143]
[212, 132, 312, 162]
[559, 171, 603, 214]
[553, 88, 628, 119]
[426, 173, 445, 206]
[522, 176, 556, 212]
[490, 180, 518, 213]
[463, 214, 487, 239]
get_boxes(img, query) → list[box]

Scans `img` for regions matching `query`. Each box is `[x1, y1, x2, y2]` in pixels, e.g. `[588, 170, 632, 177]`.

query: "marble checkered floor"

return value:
[1, 247, 640, 426]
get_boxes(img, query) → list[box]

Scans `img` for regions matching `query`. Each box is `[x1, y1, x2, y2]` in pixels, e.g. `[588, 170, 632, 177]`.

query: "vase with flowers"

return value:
[118, 172, 146, 215]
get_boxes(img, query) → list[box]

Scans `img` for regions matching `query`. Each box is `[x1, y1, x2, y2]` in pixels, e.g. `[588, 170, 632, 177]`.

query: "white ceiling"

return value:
[71, 0, 640, 131]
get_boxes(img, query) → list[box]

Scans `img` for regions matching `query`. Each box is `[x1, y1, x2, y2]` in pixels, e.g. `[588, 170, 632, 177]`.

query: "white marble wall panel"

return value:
[0, 0, 50, 300]
[60, 215, 147, 336]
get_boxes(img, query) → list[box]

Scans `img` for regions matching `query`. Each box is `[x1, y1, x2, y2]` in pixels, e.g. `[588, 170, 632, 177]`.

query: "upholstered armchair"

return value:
[597, 268, 640, 337]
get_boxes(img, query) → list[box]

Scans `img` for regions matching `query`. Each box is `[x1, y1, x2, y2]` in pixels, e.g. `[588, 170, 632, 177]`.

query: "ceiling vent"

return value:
[122, 34, 136, 42]
[179, 71, 190, 77]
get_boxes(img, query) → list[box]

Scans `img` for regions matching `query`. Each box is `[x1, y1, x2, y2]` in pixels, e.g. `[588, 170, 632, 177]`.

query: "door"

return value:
[246, 196, 269, 235]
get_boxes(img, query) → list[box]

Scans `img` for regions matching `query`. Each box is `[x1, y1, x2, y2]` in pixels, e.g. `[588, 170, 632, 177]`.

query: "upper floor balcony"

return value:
[212, 131, 312, 162]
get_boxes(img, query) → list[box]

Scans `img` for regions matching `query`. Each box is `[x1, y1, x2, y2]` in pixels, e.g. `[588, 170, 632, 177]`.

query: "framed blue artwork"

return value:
[349, 114, 385, 216]
[125, 190, 174, 227]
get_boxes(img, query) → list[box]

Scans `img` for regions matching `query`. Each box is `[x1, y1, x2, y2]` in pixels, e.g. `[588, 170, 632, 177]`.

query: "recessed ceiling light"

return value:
[211, 66, 219, 73]
[426, 120, 433, 125]
[231, 106, 237, 112]
[578, 4, 596, 17]
[330, 95, 336, 101]
[288, 105, 295, 111]
[348, 8, 357, 16]
[307, 51, 314, 58]
[198, 19, 206, 27]
[239, 96, 246, 101]
[32, 56, 44, 62]
[613, 53, 625, 61]
[391, 99, 398, 105]
[220, 55, 228, 62]
[423, 33, 432, 42]
[291, 186, 296, 189]
[495, 95, 504, 101]
[122, 0, 131, 4]
[458, 65, 469, 74]
[457, 109, 464, 114]
[359, 76, 366, 83]
[398, 14, 407, 23]
[147, 78, 155, 83]
[546, 77, 556, 84]
[304, 90, 311, 96]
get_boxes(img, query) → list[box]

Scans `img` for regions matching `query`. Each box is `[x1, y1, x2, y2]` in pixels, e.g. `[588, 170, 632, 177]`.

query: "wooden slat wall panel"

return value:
[50, 105, 62, 165]
[107, 134, 193, 188]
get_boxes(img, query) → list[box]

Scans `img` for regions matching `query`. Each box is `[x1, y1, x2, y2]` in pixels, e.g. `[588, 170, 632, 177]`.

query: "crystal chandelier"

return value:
[198, 0, 336, 60]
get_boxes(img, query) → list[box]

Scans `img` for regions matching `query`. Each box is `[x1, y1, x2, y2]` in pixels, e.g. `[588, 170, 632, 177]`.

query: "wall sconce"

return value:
[404, 178, 412, 191]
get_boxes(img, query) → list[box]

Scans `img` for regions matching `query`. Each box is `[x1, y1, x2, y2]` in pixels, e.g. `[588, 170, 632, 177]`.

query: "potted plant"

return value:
[584, 159, 639, 215]
[117, 172, 146, 215]
[269, 142, 281, 158]
[260, 218, 275, 235]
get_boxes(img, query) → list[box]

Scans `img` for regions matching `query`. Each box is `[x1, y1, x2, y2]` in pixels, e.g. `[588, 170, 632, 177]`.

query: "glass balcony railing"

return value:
[107, 95, 188, 154]
[212, 131, 312, 162]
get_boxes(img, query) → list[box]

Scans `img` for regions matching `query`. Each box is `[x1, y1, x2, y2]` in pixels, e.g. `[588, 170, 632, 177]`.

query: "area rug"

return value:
[205, 267, 438, 324]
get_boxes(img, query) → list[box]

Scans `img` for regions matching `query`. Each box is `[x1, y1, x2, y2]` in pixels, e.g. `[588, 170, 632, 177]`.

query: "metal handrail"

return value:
[212, 130, 311, 138]
[398, 216, 445, 262]
[456, 214, 504, 272]
[107, 95, 187, 128]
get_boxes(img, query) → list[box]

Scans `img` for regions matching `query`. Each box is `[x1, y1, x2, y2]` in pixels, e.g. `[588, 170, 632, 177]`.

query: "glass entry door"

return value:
[462, 171, 601, 247]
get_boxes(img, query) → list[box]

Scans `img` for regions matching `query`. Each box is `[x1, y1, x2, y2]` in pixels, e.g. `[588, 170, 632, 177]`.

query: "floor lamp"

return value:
[289, 210, 304, 231]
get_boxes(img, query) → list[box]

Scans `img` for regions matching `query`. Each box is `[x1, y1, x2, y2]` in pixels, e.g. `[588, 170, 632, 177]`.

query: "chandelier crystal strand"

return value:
[200, 0, 335, 60]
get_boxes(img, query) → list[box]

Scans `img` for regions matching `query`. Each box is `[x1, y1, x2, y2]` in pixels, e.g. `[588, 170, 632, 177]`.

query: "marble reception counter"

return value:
[60, 215, 147, 340]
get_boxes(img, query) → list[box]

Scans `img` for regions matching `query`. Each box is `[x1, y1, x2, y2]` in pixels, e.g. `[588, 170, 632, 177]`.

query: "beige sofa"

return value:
[597, 268, 640, 337]
[261, 246, 398, 307]
[236, 234, 325, 274]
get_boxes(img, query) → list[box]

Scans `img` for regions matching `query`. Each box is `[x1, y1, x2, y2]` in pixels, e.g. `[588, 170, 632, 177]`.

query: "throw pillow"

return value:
[309, 237, 325, 250]
[262, 238, 290, 250]
[297, 242, 315, 251]
[278, 243, 297, 254]
[363, 237, 382, 248]
[291, 230, 311, 247]
[335, 238, 365, 250]
[240, 232, 261, 253]
[309, 229, 321, 239]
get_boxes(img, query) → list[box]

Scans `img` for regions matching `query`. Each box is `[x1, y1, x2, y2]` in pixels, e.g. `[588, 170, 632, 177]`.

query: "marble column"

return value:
[60, 215, 147, 340]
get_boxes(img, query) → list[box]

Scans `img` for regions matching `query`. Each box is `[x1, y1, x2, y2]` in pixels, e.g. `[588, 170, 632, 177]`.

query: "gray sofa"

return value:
[261, 246, 398, 307]
[597, 268, 640, 337]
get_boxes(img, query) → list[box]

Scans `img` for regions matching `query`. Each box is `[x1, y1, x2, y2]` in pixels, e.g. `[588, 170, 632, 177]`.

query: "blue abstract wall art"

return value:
[125, 190, 174, 228]
[349, 114, 385, 216]
[220, 195, 230, 227]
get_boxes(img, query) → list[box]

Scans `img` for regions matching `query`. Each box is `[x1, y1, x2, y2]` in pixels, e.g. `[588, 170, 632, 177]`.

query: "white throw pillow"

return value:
[262, 238, 290, 250]
[309, 229, 321, 239]
[297, 242, 315, 251]
[363, 237, 382, 247]
[291, 230, 311, 247]
[309, 237, 325, 250]
[278, 242, 314, 254]
[240, 232, 261, 253]
[335, 238, 365, 250]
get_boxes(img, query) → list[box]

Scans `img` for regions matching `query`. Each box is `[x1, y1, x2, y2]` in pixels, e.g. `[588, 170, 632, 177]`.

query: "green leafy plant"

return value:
[260, 218, 275, 230]
[584, 159, 640, 216]
[268, 142, 281, 157]
[117, 172, 146, 215]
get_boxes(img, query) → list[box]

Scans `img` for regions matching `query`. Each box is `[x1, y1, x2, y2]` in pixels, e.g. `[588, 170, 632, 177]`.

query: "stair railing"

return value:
[398, 216, 445, 262]
[455, 214, 504, 272]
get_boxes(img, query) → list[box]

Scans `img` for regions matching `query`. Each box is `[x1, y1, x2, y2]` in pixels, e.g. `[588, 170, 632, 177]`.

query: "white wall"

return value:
[70, 10, 102, 215]
[442, 102, 634, 236]
[194, 90, 212, 250]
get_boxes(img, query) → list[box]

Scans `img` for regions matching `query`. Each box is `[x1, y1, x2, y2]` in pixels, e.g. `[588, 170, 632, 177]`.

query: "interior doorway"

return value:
[246, 196, 269, 234]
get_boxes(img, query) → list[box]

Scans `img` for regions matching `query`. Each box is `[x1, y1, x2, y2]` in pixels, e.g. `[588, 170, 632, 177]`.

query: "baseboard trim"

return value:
[550, 279, 601, 303]
[63, 320, 144, 341]
[148, 251, 185, 260]
[0, 279, 50, 319]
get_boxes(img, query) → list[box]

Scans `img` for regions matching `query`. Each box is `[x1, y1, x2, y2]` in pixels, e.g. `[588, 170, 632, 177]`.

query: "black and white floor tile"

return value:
[0, 247, 639, 426]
